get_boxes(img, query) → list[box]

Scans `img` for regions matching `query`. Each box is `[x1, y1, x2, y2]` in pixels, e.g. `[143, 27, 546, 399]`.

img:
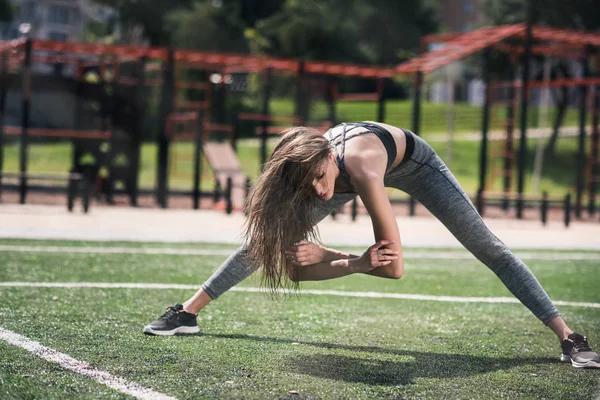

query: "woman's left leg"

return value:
[390, 153, 600, 367]
[389, 151, 562, 329]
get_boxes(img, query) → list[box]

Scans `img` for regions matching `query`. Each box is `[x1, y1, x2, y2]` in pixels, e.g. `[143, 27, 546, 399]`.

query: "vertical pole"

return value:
[0, 50, 8, 199]
[588, 85, 599, 216]
[564, 193, 571, 228]
[231, 115, 239, 153]
[72, 61, 84, 173]
[516, 15, 534, 219]
[327, 77, 337, 125]
[156, 49, 174, 208]
[575, 46, 591, 219]
[225, 176, 233, 215]
[216, 70, 226, 125]
[446, 68, 456, 168]
[19, 39, 32, 204]
[130, 56, 146, 207]
[477, 48, 492, 215]
[503, 62, 516, 211]
[104, 56, 120, 204]
[409, 71, 423, 217]
[411, 71, 423, 137]
[260, 68, 273, 169]
[540, 191, 548, 225]
[295, 61, 306, 125]
[376, 77, 386, 123]
[531, 56, 552, 192]
[193, 108, 204, 210]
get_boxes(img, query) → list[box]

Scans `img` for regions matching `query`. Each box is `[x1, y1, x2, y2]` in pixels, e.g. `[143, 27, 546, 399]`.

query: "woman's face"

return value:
[312, 152, 337, 201]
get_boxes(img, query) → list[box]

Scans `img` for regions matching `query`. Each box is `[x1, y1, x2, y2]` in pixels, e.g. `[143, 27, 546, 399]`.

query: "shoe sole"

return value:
[143, 325, 200, 336]
[560, 354, 600, 368]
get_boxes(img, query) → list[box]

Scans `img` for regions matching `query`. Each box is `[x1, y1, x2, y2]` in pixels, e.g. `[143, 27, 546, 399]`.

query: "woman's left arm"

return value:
[350, 164, 404, 279]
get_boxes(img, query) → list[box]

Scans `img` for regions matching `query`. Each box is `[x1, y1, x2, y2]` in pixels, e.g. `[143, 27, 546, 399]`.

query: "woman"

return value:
[144, 122, 599, 369]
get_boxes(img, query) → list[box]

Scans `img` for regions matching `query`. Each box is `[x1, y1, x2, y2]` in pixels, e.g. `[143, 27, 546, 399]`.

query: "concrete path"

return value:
[1, 204, 599, 250]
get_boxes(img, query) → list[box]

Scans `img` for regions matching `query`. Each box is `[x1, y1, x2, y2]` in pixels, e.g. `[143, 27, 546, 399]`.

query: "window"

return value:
[48, 5, 70, 25]
[463, 0, 473, 15]
[48, 31, 69, 41]
[22, 2, 39, 21]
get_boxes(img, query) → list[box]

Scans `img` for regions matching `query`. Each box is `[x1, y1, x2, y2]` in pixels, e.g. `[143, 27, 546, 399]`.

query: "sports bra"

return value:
[326, 122, 397, 184]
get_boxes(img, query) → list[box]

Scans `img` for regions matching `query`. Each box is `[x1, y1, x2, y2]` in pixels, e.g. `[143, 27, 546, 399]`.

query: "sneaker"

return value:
[143, 304, 200, 336]
[560, 332, 600, 368]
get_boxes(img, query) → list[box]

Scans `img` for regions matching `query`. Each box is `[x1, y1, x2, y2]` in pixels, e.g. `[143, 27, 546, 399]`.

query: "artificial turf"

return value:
[1, 239, 599, 399]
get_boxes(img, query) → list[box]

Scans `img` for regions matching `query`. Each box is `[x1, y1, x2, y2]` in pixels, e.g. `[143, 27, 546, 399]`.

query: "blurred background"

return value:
[0, 0, 598, 223]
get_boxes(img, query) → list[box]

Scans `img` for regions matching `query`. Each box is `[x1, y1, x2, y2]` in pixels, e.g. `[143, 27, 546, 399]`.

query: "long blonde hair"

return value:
[243, 127, 331, 293]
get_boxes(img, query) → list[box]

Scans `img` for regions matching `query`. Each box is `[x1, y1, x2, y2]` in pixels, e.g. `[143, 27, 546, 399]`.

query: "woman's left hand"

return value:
[285, 240, 328, 266]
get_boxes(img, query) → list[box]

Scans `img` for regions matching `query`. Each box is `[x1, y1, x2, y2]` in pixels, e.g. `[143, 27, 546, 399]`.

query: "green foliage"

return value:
[92, 0, 436, 67]
[249, 0, 437, 65]
[0, 0, 12, 22]
[167, 1, 249, 53]
[485, 0, 600, 30]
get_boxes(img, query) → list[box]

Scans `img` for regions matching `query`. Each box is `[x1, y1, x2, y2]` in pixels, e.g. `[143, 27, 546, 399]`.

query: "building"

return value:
[429, 0, 489, 105]
[437, 0, 487, 33]
[1, 0, 114, 41]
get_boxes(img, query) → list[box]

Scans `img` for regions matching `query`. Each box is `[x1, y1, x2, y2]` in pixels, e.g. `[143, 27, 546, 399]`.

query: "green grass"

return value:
[271, 99, 587, 134]
[1, 239, 599, 399]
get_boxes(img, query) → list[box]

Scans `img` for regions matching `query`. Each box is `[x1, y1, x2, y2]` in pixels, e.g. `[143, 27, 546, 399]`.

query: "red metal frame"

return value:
[2, 24, 599, 80]
[398, 24, 600, 75]
[1, 37, 393, 79]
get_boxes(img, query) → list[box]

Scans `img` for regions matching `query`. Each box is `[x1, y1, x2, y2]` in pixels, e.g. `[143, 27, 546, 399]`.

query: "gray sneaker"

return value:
[560, 333, 600, 368]
[143, 303, 200, 336]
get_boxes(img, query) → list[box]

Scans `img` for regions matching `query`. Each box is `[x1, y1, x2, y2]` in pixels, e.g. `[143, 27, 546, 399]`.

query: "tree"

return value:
[167, 1, 248, 53]
[247, 0, 436, 65]
[0, 0, 12, 22]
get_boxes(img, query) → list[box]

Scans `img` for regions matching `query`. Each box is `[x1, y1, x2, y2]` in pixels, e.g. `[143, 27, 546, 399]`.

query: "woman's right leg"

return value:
[182, 192, 358, 313]
[144, 193, 355, 334]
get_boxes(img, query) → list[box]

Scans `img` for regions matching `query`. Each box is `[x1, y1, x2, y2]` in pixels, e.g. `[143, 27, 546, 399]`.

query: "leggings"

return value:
[201, 131, 560, 325]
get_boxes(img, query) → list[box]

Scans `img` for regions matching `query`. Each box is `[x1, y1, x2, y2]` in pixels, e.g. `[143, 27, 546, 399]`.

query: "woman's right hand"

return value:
[349, 240, 398, 273]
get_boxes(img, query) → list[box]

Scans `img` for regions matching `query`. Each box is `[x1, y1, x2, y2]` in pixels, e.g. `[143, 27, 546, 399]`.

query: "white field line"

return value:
[0, 326, 178, 400]
[0, 245, 599, 261]
[1, 281, 599, 309]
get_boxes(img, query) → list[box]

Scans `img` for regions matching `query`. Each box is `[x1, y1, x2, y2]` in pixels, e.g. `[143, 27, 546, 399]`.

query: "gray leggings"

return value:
[201, 133, 560, 325]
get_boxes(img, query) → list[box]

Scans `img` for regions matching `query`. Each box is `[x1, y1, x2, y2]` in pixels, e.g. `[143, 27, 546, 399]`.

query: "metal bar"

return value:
[156, 48, 175, 208]
[327, 77, 337, 125]
[564, 193, 571, 227]
[0, 50, 7, 200]
[477, 48, 491, 215]
[541, 191, 548, 225]
[295, 61, 306, 125]
[193, 107, 204, 210]
[260, 68, 273, 169]
[411, 71, 423, 136]
[588, 85, 599, 216]
[503, 72, 516, 211]
[516, 18, 533, 219]
[19, 39, 32, 204]
[575, 46, 591, 218]
[130, 56, 146, 207]
[377, 78, 386, 123]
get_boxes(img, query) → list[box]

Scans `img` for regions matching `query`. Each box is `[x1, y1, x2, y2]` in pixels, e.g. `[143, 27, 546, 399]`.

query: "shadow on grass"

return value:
[202, 333, 556, 386]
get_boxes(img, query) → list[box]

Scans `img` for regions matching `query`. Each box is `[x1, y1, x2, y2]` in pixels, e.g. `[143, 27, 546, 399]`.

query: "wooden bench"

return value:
[0, 171, 92, 213]
[203, 142, 248, 212]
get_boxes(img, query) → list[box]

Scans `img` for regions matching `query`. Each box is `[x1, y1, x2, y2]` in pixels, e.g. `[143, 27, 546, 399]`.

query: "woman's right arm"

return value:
[290, 240, 398, 282]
